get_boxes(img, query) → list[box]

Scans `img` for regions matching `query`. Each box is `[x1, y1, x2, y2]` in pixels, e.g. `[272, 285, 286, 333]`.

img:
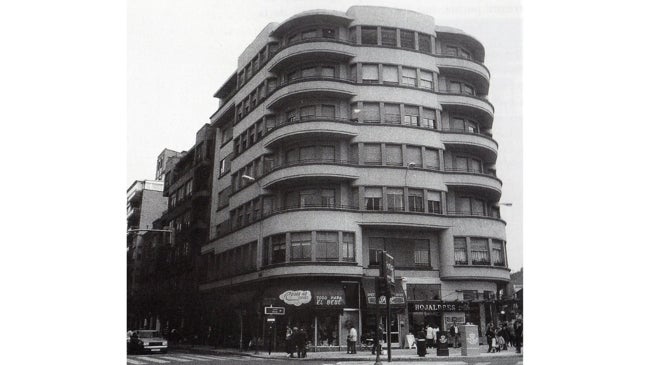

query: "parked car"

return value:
[127, 330, 168, 354]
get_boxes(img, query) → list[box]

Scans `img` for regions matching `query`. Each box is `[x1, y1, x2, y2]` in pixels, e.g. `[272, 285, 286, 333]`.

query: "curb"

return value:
[173, 347, 523, 362]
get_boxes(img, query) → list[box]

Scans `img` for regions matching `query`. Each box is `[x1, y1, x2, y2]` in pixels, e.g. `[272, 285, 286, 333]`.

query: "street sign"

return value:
[266, 317, 276, 322]
[381, 251, 395, 284]
[264, 306, 285, 315]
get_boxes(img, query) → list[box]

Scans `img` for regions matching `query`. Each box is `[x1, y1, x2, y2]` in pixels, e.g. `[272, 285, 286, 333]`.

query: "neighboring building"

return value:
[126, 179, 166, 329]
[156, 148, 182, 182]
[200, 5, 511, 350]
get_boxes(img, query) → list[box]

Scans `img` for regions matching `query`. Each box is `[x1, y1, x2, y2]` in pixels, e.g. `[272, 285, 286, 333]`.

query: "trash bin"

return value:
[416, 338, 426, 357]
[436, 331, 450, 356]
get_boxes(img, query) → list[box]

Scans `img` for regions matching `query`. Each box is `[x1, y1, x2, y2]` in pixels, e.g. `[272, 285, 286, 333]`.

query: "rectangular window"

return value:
[472, 198, 485, 216]
[271, 234, 286, 264]
[381, 28, 397, 46]
[449, 81, 461, 93]
[382, 65, 398, 84]
[321, 66, 335, 78]
[419, 70, 433, 90]
[470, 158, 483, 173]
[422, 108, 436, 129]
[322, 104, 335, 118]
[316, 231, 338, 261]
[288, 33, 300, 44]
[424, 148, 439, 170]
[267, 78, 277, 93]
[385, 144, 402, 166]
[454, 237, 468, 265]
[321, 145, 335, 162]
[418, 33, 431, 53]
[401, 67, 416, 86]
[463, 84, 475, 95]
[467, 120, 478, 133]
[463, 290, 478, 301]
[403, 105, 419, 125]
[492, 240, 505, 266]
[364, 187, 383, 210]
[369, 237, 384, 265]
[405, 145, 422, 167]
[459, 48, 472, 59]
[471, 237, 490, 265]
[407, 284, 441, 300]
[321, 188, 335, 207]
[302, 29, 317, 39]
[386, 187, 404, 211]
[400, 30, 415, 49]
[364, 144, 381, 164]
[384, 103, 400, 124]
[444, 45, 458, 56]
[300, 106, 316, 120]
[363, 103, 380, 123]
[361, 27, 378, 45]
[299, 189, 318, 207]
[219, 154, 232, 176]
[349, 27, 357, 43]
[456, 197, 471, 215]
[408, 189, 424, 212]
[455, 156, 469, 171]
[299, 145, 316, 161]
[362, 64, 379, 84]
[414, 239, 429, 266]
[221, 123, 233, 144]
[290, 231, 312, 261]
[427, 191, 442, 214]
[218, 186, 231, 209]
[342, 232, 355, 261]
[302, 67, 317, 78]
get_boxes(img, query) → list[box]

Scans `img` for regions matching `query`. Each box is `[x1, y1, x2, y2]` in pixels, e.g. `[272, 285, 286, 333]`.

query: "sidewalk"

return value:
[173, 344, 523, 362]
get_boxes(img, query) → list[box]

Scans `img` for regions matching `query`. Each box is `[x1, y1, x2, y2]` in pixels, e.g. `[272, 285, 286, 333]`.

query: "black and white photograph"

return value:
[126, 1, 522, 364]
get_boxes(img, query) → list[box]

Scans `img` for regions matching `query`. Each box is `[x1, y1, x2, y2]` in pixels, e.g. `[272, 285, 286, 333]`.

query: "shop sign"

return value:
[410, 302, 471, 312]
[279, 290, 312, 306]
[315, 294, 343, 306]
[367, 294, 406, 305]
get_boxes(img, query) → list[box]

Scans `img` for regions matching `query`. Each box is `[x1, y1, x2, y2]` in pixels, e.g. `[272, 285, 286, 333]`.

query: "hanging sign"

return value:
[279, 290, 312, 306]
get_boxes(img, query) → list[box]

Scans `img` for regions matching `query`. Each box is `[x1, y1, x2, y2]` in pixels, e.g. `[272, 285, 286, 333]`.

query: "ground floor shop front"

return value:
[200, 276, 501, 350]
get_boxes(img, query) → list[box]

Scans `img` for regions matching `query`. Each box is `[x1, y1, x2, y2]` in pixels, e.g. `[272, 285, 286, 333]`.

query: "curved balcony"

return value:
[266, 77, 356, 109]
[268, 44, 355, 73]
[435, 26, 486, 63]
[437, 65, 489, 96]
[441, 135, 498, 163]
[436, 55, 490, 81]
[261, 159, 359, 189]
[438, 93, 494, 118]
[443, 170, 502, 197]
[264, 116, 358, 148]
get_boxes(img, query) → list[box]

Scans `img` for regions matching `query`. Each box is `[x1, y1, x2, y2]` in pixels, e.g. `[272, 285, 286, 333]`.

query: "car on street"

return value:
[127, 330, 168, 354]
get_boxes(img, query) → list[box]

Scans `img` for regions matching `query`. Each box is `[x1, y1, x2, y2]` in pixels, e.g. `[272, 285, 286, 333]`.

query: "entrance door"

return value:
[381, 315, 400, 347]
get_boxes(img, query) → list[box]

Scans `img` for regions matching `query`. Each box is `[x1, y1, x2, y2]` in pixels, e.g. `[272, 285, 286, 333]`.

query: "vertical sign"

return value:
[381, 251, 395, 284]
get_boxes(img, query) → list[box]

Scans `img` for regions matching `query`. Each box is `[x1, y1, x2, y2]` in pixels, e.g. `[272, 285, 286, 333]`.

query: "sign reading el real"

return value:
[264, 306, 285, 315]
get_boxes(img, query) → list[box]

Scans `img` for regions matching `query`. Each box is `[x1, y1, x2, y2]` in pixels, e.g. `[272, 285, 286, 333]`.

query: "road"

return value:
[127, 350, 523, 365]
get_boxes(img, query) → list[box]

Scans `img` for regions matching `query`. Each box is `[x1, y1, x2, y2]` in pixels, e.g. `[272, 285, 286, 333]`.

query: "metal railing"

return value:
[266, 114, 354, 134]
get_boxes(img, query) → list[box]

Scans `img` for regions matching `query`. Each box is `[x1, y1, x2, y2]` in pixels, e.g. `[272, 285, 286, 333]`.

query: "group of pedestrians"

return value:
[485, 319, 523, 353]
[284, 325, 308, 358]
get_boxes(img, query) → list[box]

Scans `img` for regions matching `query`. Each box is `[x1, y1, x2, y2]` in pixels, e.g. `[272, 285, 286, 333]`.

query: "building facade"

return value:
[201, 6, 510, 350]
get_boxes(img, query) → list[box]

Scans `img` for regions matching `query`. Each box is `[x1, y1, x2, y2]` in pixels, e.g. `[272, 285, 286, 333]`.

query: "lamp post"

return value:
[242, 174, 263, 351]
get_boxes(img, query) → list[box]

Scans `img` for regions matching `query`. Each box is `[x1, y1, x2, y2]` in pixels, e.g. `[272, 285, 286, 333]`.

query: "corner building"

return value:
[201, 6, 510, 350]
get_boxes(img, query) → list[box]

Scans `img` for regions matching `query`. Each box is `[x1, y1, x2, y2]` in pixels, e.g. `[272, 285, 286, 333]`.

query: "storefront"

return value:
[360, 277, 407, 349]
[258, 278, 361, 352]
[408, 301, 486, 342]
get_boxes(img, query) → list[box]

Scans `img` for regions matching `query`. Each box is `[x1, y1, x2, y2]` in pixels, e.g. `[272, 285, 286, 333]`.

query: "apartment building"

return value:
[200, 6, 510, 350]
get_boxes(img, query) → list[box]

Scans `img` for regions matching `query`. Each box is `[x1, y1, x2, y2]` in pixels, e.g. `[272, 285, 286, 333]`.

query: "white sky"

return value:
[128, 0, 523, 271]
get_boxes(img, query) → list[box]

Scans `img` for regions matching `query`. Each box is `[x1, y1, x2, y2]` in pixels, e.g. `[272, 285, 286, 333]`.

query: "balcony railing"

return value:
[441, 127, 493, 138]
[275, 74, 355, 90]
[447, 210, 500, 218]
[266, 114, 354, 134]
[263, 157, 355, 175]
[444, 167, 497, 177]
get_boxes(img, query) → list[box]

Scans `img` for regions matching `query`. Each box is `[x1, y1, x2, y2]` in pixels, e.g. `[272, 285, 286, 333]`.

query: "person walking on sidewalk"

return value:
[486, 322, 496, 353]
[416, 327, 427, 357]
[449, 320, 460, 348]
[425, 324, 435, 349]
[348, 325, 357, 354]
[285, 326, 294, 358]
[295, 327, 307, 358]
[514, 320, 523, 353]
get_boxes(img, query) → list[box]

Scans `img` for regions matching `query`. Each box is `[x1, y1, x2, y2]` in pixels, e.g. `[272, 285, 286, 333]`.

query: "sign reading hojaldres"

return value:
[279, 290, 311, 306]
[410, 302, 471, 312]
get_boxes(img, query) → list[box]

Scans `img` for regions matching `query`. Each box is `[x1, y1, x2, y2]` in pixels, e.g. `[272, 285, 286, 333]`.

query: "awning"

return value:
[261, 282, 346, 309]
[361, 277, 406, 308]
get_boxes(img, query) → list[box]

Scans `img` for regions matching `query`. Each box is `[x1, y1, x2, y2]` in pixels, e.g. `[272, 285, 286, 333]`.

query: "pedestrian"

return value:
[499, 323, 509, 351]
[507, 320, 516, 348]
[514, 320, 523, 353]
[486, 322, 495, 353]
[285, 326, 294, 357]
[432, 324, 440, 348]
[425, 324, 435, 349]
[295, 327, 306, 358]
[416, 327, 427, 357]
[348, 325, 357, 354]
[449, 320, 460, 348]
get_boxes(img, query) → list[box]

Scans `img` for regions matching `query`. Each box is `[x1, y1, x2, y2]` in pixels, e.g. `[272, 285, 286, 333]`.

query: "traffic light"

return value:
[376, 276, 389, 297]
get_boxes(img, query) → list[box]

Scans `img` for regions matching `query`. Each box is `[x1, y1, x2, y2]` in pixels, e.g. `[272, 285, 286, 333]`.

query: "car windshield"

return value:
[137, 331, 160, 338]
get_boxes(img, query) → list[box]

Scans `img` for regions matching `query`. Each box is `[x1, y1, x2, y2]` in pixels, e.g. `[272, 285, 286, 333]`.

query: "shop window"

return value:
[382, 65, 398, 84]
[361, 64, 379, 84]
[400, 30, 415, 49]
[316, 231, 338, 261]
[401, 67, 416, 86]
[408, 189, 424, 212]
[381, 28, 397, 46]
[454, 237, 468, 265]
[361, 27, 377, 45]
[385, 144, 402, 166]
[470, 238, 490, 265]
[290, 231, 312, 261]
[365, 187, 383, 210]
[384, 103, 400, 124]
[427, 191, 442, 214]
[492, 240, 505, 266]
[418, 33, 431, 53]
[342, 232, 355, 262]
[386, 187, 404, 211]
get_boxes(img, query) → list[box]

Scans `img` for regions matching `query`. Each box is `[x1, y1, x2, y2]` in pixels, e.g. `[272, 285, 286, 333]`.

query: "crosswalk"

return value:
[127, 353, 270, 364]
